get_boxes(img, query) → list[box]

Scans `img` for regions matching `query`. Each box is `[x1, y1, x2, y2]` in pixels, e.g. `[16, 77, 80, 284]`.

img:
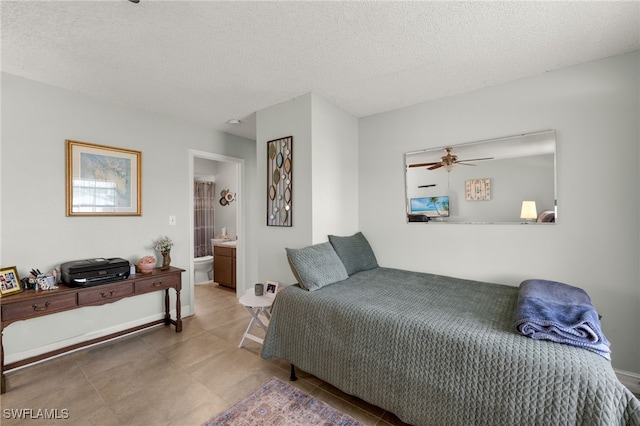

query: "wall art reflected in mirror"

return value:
[405, 130, 556, 224]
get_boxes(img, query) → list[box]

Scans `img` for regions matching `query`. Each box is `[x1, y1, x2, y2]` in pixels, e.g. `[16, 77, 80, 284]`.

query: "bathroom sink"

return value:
[221, 241, 237, 246]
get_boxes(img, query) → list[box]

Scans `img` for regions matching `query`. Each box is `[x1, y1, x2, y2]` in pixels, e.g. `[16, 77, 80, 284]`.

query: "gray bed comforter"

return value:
[261, 267, 640, 426]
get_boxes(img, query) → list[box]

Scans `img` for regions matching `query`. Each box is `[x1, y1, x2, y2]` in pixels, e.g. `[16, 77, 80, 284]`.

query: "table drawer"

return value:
[2, 293, 77, 322]
[133, 274, 180, 294]
[78, 282, 134, 305]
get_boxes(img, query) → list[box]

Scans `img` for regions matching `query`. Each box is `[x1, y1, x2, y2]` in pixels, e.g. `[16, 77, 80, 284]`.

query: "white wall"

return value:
[255, 94, 313, 286]
[255, 93, 359, 286]
[311, 94, 359, 241]
[214, 161, 239, 240]
[359, 52, 640, 372]
[1, 73, 256, 362]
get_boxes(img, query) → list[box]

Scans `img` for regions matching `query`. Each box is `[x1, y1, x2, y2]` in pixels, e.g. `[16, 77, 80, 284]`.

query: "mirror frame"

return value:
[404, 130, 557, 224]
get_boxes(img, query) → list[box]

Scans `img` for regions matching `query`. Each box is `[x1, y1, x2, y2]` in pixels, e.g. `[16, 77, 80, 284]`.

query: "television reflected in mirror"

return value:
[405, 130, 556, 224]
[410, 196, 450, 218]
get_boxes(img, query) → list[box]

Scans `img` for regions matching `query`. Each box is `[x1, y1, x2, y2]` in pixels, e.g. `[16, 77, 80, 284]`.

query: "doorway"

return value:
[189, 150, 244, 315]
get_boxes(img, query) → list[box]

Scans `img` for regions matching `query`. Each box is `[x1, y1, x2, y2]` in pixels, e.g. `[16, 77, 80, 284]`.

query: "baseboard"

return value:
[4, 305, 192, 367]
[615, 369, 640, 394]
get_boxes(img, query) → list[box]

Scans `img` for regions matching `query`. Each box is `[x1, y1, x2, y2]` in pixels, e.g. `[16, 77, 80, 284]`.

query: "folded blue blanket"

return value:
[514, 279, 611, 360]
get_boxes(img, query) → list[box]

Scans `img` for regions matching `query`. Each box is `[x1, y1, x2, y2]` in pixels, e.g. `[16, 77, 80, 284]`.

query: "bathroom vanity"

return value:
[213, 242, 236, 289]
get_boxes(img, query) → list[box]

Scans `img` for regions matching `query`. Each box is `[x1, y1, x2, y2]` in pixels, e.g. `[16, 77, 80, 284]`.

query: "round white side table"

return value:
[238, 291, 275, 348]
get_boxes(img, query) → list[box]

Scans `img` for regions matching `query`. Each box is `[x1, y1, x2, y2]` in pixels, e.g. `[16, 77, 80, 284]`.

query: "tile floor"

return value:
[1, 283, 409, 426]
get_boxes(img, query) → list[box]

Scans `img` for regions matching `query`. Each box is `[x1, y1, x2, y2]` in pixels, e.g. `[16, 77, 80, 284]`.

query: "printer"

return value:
[60, 257, 130, 287]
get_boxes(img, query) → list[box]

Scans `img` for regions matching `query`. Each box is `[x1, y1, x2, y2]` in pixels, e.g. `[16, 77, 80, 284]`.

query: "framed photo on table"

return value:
[265, 280, 279, 297]
[66, 140, 142, 216]
[0, 266, 22, 297]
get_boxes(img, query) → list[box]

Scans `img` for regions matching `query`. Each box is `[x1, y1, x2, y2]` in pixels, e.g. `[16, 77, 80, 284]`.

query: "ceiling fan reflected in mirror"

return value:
[408, 147, 493, 172]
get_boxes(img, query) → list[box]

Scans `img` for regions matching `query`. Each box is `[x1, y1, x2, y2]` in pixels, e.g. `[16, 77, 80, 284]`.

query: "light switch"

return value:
[169, 216, 176, 226]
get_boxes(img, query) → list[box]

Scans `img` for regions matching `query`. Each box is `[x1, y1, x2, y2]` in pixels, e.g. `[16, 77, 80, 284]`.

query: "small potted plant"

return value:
[152, 236, 174, 270]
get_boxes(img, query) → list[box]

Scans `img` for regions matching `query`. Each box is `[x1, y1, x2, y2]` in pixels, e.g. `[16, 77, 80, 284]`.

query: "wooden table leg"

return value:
[164, 288, 171, 326]
[1, 323, 5, 394]
[175, 288, 182, 332]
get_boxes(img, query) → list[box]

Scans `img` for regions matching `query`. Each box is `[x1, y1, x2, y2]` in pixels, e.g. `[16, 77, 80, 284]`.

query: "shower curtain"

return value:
[194, 181, 215, 257]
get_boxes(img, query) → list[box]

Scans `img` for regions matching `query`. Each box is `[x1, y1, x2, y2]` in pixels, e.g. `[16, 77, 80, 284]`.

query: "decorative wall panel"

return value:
[267, 136, 293, 226]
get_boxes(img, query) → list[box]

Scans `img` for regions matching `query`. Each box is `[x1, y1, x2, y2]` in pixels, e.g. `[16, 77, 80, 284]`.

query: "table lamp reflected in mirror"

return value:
[520, 201, 538, 223]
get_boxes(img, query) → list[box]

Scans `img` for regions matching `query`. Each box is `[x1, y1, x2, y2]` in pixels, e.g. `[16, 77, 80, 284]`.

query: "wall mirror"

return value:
[405, 130, 556, 224]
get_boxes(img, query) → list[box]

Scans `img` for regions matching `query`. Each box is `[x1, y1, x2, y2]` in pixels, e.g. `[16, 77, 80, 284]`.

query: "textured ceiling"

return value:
[2, 1, 638, 140]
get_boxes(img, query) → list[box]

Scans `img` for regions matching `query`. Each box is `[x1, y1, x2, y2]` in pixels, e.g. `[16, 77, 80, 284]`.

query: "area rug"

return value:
[203, 377, 363, 426]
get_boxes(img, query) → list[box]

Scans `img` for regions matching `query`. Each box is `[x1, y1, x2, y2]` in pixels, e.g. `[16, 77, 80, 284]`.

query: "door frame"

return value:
[188, 150, 245, 314]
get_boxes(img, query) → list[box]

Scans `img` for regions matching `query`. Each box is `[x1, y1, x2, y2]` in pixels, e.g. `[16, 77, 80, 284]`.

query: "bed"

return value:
[261, 233, 640, 426]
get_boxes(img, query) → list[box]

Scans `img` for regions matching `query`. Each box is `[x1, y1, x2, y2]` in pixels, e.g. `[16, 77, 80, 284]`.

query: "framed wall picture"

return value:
[465, 178, 491, 201]
[265, 280, 279, 297]
[0, 266, 22, 297]
[267, 136, 292, 226]
[66, 140, 142, 216]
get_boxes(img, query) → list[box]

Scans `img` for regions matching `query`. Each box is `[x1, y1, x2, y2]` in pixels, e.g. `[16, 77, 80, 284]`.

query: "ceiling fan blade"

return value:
[408, 162, 439, 168]
[427, 164, 443, 170]
[455, 162, 477, 166]
[454, 157, 494, 163]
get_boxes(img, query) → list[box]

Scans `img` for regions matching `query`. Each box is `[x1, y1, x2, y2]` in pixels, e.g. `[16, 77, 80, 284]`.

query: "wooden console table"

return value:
[0, 266, 184, 394]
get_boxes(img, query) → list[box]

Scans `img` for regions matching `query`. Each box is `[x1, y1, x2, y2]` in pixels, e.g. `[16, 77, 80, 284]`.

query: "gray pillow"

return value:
[285, 242, 348, 291]
[328, 232, 378, 276]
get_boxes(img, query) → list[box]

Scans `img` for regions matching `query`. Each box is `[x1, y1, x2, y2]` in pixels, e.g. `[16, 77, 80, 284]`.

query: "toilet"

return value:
[194, 255, 213, 285]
